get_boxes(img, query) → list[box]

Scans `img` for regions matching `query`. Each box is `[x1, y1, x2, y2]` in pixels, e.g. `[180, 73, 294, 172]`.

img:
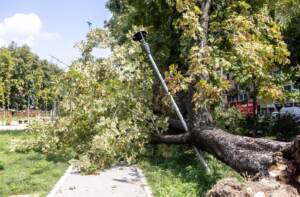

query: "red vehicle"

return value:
[230, 101, 260, 116]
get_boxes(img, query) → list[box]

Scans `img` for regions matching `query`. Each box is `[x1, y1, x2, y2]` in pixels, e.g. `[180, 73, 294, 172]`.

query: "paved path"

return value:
[48, 166, 153, 197]
[0, 124, 27, 131]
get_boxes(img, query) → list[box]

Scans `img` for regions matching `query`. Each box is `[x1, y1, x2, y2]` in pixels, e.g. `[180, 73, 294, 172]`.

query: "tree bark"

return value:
[193, 127, 290, 175]
[151, 132, 191, 145]
[199, 0, 211, 46]
[252, 76, 258, 136]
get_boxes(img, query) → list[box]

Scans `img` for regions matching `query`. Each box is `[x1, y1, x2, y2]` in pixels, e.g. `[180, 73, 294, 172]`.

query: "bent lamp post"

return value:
[133, 31, 211, 173]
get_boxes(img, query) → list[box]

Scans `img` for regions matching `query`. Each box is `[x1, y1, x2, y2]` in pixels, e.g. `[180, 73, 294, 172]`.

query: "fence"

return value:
[0, 109, 51, 125]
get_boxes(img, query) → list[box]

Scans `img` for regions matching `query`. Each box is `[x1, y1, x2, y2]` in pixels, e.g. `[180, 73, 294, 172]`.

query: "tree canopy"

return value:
[0, 42, 63, 111]
[106, 0, 296, 107]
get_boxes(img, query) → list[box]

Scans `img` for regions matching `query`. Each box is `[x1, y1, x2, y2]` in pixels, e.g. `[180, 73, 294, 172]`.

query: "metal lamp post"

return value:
[49, 81, 56, 121]
[27, 80, 33, 124]
[133, 31, 211, 173]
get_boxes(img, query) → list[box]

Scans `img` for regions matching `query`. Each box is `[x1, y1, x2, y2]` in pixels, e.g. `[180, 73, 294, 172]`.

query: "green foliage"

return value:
[272, 115, 300, 140]
[17, 29, 169, 173]
[269, 0, 300, 25]
[284, 13, 300, 69]
[107, 0, 291, 109]
[0, 47, 14, 107]
[11, 121, 64, 154]
[0, 43, 62, 110]
[106, 0, 181, 68]
[211, 3, 289, 103]
[214, 107, 247, 135]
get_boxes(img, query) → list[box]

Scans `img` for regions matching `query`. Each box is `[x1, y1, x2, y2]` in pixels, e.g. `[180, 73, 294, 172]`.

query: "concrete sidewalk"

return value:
[0, 124, 27, 131]
[48, 165, 153, 197]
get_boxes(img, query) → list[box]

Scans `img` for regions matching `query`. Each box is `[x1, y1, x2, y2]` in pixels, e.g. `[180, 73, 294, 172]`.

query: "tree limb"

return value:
[151, 132, 192, 145]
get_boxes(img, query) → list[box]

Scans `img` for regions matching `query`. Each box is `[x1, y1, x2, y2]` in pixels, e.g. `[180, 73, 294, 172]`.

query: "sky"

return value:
[0, 0, 111, 68]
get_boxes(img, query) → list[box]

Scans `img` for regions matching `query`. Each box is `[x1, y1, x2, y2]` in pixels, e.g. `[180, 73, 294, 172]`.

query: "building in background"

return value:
[225, 79, 300, 117]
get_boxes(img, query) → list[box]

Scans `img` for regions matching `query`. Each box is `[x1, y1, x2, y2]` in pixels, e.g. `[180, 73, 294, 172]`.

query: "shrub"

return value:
[214, 107, 247, 135]
[272, 115, 300, 140]
[257, 116, 273, 135]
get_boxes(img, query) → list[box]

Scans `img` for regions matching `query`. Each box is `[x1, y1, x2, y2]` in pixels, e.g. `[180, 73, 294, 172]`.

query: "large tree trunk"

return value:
[152, 123, 300, 187]
[193, 127, 293, 175]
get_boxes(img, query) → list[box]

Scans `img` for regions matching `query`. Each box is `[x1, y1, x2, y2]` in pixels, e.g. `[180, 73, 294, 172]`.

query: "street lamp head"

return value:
[132, 31, 148, 42]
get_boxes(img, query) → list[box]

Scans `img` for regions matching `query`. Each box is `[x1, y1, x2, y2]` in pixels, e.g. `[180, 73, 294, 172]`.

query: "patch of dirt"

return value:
[206, 178, 299, 197]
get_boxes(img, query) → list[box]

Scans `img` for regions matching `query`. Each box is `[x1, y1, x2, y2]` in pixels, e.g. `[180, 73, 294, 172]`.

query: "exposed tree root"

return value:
[206, 178, 299, 197]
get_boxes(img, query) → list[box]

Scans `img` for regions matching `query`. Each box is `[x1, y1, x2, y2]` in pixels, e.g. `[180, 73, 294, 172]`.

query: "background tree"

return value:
[0, 48, 14, 110]
[0, 43, 63, 111]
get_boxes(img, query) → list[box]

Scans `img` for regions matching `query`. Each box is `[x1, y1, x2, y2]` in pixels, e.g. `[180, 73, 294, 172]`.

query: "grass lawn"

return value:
[0, 130, 68, 197]
[139, 145, 242, 197]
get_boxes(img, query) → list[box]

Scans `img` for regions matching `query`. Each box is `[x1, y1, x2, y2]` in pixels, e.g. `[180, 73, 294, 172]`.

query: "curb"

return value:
[135, 167, 154, 197]
[47, 165, 73, 197]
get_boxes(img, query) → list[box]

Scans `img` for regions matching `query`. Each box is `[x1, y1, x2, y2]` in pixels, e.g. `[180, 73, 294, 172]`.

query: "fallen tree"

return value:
[152, 118, 300, 190]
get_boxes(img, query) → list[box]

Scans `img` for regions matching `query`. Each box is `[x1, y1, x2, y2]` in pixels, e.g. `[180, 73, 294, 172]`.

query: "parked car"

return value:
[271, 111, 279, 118]
[272, 107, 300, 123]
